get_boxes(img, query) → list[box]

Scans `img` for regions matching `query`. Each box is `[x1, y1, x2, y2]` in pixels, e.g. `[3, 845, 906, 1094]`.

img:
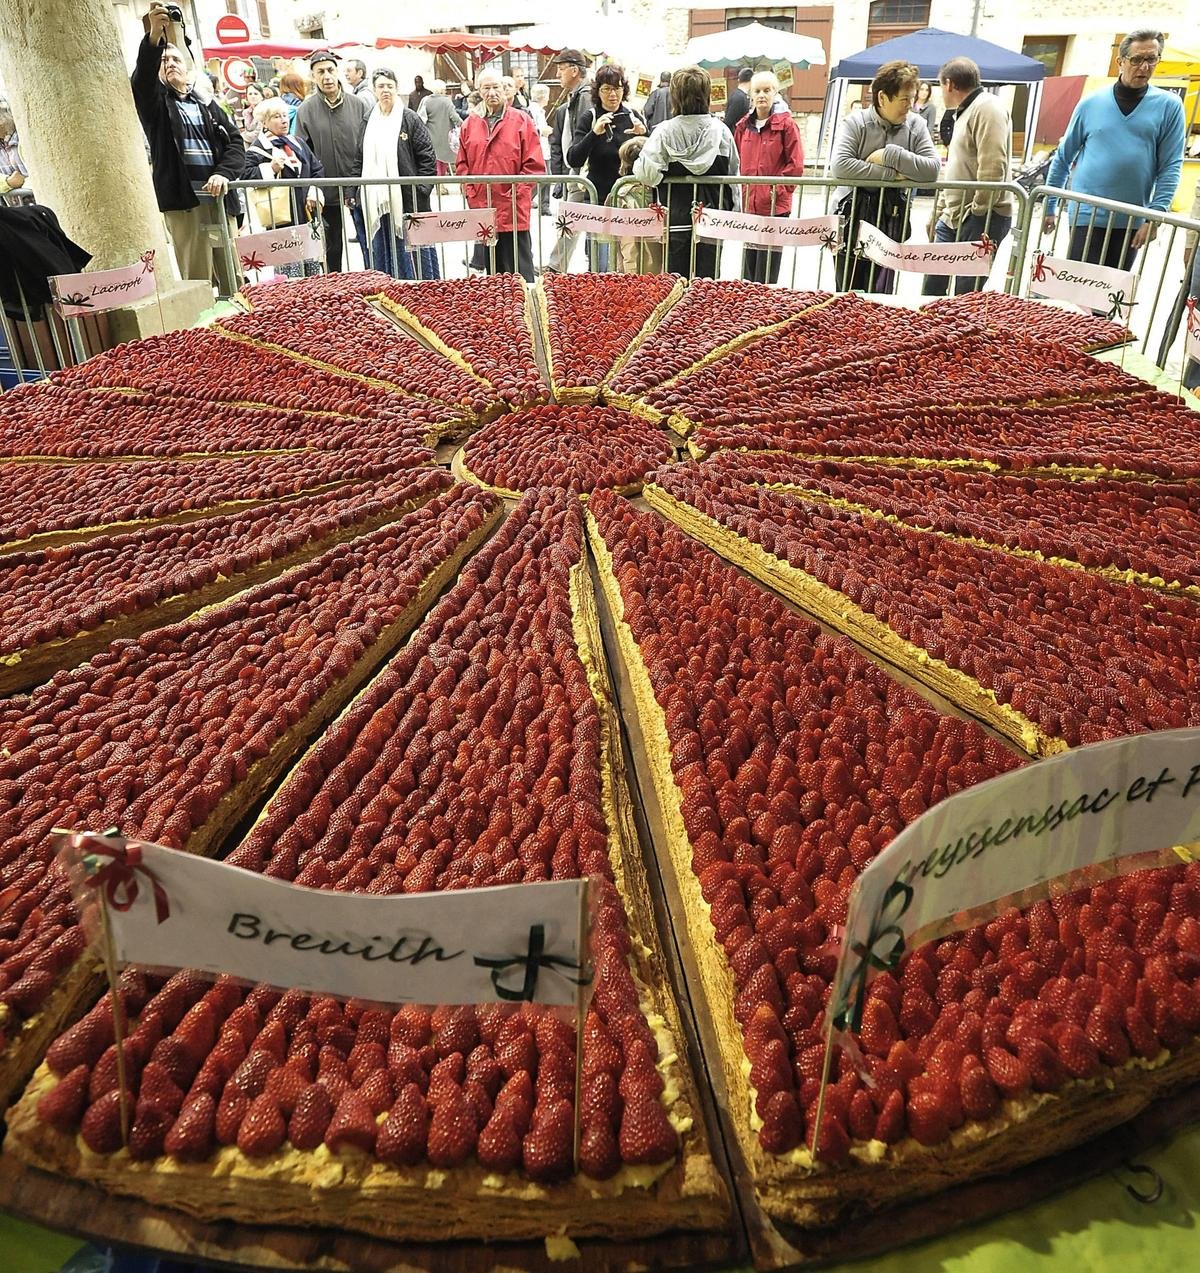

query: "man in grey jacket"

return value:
[295, 51, 370, 271]
[546, 48, 590, 273]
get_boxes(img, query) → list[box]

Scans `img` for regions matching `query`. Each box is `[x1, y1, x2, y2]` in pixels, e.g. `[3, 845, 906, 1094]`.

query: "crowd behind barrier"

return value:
[4, 173, 1199, 388]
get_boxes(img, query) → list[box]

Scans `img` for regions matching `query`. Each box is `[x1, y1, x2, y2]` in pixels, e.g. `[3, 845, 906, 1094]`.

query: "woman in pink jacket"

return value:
[733, 71, 804, 284]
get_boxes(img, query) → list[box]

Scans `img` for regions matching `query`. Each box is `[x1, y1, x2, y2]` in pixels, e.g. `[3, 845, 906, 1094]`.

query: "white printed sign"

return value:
[1027, 251, 1136, 320]
[1183, 298, 1200, 365]
[829, 728, 1200, 1032]
[556, 201, 667, 239]
[60, 834, 590, 1008]
[236, 224, 323, 271]
[405, 207, 497, 247]
[856, 221, 998, 276]
[695, 209, 839, 250]
[51, 253, 157, 317]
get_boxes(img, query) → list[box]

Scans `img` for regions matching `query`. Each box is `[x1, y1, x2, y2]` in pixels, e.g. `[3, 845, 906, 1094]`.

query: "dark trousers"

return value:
[322, 198, 369, 272]
[922, 211, 1012, 296]
[1068, 224, 1137, 272]
[488, 230, 534, 282]
[666, 232, 717, 279]
[742, 246, 782, 284]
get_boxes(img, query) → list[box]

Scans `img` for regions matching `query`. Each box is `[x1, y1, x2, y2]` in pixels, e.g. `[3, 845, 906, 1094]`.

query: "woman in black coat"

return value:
[566, 63, 647, 272]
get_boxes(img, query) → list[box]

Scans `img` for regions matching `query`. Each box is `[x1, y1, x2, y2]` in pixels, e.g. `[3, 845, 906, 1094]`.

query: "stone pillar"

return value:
[0, 0, 212, 339]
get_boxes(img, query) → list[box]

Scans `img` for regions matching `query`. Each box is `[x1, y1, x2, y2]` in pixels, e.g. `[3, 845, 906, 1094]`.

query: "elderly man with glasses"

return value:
[1043, 28, 1185, 270]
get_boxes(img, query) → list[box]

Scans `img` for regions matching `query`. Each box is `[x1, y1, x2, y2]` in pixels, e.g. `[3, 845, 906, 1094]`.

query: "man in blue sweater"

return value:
[1043, 29, 1184, 270]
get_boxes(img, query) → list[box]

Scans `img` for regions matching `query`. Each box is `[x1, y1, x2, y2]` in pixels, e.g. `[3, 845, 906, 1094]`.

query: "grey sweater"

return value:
[830, 108, 939, 206]
[295, 90, 370, 194]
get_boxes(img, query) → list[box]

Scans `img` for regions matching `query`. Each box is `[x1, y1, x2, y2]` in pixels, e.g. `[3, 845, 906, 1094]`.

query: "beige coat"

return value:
[935, 90, 1014, 228]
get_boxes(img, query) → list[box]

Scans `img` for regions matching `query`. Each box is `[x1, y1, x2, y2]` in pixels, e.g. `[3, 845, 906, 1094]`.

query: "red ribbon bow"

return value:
[83, 840, 170, 925]
[1186, 297, 1199, 337]
[691, 201, 705, 225]
[240, 252, 265, 271]
[648, 202, 667, 223]
[1030, 251, 1054, 283]
[475, 224, 496, 245]
[139, 250, 156, 275]
[973, 234, 996, 259]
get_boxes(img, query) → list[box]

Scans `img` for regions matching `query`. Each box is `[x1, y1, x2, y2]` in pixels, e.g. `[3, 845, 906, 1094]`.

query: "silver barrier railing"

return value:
[1015, 184, 1200, 374]
[607, 173, 1029, 293]
[216, 174, 599, 297]
[0, 271, 93, 389]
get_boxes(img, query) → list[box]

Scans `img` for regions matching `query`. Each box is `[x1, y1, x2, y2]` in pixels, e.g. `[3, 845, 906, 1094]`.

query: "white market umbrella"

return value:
[682, 21, 826, 71]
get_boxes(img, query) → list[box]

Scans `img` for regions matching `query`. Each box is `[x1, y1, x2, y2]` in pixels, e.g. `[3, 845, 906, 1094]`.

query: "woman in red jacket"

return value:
[733, 71, 804, 284]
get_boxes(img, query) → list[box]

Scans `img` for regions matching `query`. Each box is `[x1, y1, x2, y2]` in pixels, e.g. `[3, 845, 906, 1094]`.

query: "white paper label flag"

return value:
[1184, 298, 1200, 365]
[830, 727, 1200, 1032]
[404, 207, 497, 247]
[555, 200, 667, 239]
[51, 254, 157, 317]
[695, 209, 839, 249]
[64, 836, 590, 1007]
[1027, 250, 1136, 320]
[856, 221, 998, 276]
[236, 223, 324, 270]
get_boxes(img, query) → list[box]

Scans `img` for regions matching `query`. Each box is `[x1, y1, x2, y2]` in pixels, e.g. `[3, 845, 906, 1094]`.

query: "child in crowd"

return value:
[611, 137, 663, 275]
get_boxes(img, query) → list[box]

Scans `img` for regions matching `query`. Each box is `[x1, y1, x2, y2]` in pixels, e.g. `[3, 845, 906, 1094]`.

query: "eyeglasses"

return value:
[1123, 54, 1160, 67]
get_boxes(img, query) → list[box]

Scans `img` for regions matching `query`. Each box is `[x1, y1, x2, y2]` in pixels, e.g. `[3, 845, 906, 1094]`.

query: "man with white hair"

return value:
[457, 68, 545, 280]
[345, 59, 376, 111]
[132, 4, 245, 289]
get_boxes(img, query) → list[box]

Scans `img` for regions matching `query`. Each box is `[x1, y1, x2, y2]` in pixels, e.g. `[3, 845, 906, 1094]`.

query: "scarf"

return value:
[256, 132, 302, 175]
[361, 104, 405, 235]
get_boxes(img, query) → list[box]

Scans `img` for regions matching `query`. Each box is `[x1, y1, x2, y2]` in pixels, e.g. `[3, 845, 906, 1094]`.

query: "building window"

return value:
[1022, 36, 1069, 77]
[868, 2, 931, 22]
[726, 8, 796, 34]
[256, 1, 270, 38]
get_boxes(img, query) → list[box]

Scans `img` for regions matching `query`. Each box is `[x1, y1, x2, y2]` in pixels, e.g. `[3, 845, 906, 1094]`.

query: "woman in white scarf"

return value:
[361, 69, 440, 279]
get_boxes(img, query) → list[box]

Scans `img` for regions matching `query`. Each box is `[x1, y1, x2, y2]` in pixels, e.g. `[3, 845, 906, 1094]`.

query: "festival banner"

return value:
[58, 832, 591, 1008]
[1027, 251, 1136, 321]
[50, 252, 157, 317]
[828, 727, 1200, 1034]
[695, 208, 839, 250]
[236, 222, 324, 271]
[556, 200, 667, 239]
[856, 221, 998, 276]
[404, 207, 497, 247]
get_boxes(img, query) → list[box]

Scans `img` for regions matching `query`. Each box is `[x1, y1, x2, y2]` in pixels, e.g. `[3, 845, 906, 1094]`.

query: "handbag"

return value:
[250, 183, 294, 228]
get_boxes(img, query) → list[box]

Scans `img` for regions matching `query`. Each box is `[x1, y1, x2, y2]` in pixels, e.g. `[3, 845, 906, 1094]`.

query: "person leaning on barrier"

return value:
[632, 65, 739, 280]
[456, 69, 545, 282]
[294, 50, 370, 273]
[923, 56, 1014, 298]
[1043, 29, 1185, 271]
[830, 59, 938, 294]
[734, 71, 804, 285]
[132, 4, 245, 293]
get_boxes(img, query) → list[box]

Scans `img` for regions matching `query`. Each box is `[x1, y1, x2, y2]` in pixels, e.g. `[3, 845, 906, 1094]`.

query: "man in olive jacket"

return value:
[131, 4, 245, 291]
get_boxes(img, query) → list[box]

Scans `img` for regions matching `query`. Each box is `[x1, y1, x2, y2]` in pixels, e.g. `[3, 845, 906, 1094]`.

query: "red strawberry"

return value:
[1123, 1006, 1161, 1060]
[164, 1092, 216, 1162]
[1054, 1022, 1101, 1078]
[263, 1064, 309, 1117]
[906, 1090, 951, 1145]
[496, 1032, 537, 1079]
[46, 1014, 111, 1077]
[874, 1088, 905, 1143]
[148, 1037, 196, 1090]
[493, 1070, 535, 1134]
[376, 1084, 430, 1167]
[465, 1045, 504, 1099]
[128, 1104, 172, 1161]
[805, 1106, 851, 1164]
[136, 1061, 185, 1118]
[758, 1089, 803, 1153]
[618, 1095, 677, 1166]
[523, 1098, 574, 1182]
[984, 1046, 1031, 1098]
[578, 1116, 621, 1180]
[324, 1090, 377, 1154]
[848, 1089, 876, 1142]
[238, 1094, 286, 1157]
[230, 1049, 276, 1099]
[959, 1056, 1000, 1122]
[288, 1082, 333, 1151]
[386, 1040, 427, 1089]
[37, 1064, 89, 1130]
[1085, 1007, 1130, 1066]
[860, 997, 900, 1058]
[580, 1071, 621, 1126]
[359, 1068, 395, 1117]
[215, 1086, 250, 1145]
[1018, 1036, 1067, 1092]
[80, 1090, 125, 1154]
[476, 1108, 523, 1172]
[426, 1087, 478, 1167]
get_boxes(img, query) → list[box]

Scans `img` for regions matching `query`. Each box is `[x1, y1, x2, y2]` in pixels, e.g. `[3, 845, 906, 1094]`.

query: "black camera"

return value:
[164, 5, 183, 21]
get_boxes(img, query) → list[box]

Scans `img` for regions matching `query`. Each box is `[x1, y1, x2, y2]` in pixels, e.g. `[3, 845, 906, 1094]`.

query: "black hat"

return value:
[552, 48, 588, 68]
[308, 48, 340, 70]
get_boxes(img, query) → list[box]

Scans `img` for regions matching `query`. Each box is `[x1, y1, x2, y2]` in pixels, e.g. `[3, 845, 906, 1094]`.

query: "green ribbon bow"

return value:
[473, 924, 591, 1002]
[832, 878, 913, 1032]
[1106, 290, 1131, 321]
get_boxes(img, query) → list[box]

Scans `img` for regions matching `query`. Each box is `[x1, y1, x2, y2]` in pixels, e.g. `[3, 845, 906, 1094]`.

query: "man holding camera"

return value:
[132, 4, 245, 291]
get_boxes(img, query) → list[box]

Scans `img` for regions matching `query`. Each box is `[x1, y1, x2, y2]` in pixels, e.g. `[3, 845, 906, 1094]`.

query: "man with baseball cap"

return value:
[295, 49, 370, 271]
[546, 48, 590, 273]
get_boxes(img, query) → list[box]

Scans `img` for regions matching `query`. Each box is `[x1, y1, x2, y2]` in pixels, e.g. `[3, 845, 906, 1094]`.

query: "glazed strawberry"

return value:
[376, 1084, 430, 1167]
[288, 1082, 334, 1151]
[128, 1105, 173, 1161]
[983, 1047, 1032, 1098]
[136, 1061, 185, 1118]
[426, 1087, 478, 1168]
[237, 1094, 287, 1157]
[959, 1057, 1000, 1121]
[477, 1108, 523, 1172]
[758, 1090, 804, 1153]
[80, 1090, 125, 1154]
[906, 1090, 952, 1146]
[45, 1013, 112, 1077]
[324, 1090, 377, 1154]
[36, 1064, 89, 1130]
[215, 1086, 250, 1146]
[874, 1088, 906, 1143]
[617, 1095, 677, 1166]
[164, 1092, 217, 1162]
[523, 1098, 574, 1182]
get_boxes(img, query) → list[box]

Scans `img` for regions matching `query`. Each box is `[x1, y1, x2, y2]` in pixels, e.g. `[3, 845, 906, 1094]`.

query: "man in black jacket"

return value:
[724, 68, 752, 130]
[545, 48, 590, 273]
[131, 5, 245, 292]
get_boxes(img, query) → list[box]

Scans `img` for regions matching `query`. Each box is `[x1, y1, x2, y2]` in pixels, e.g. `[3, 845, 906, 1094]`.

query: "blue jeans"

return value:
[370, 213, 440, 280]
[922, 211, 1011, 296]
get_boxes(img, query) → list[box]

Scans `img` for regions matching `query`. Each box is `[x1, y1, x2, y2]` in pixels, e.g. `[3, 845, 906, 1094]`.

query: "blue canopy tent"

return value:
[817, 27, 1046, 167]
